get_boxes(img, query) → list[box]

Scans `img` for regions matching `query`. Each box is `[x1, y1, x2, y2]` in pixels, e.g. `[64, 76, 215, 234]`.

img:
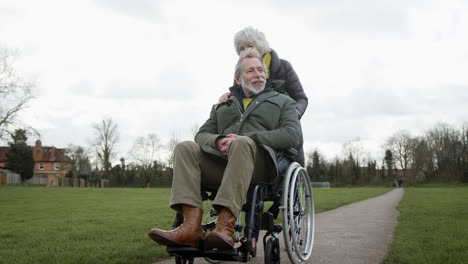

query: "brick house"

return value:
[0, 147, 9, 167]
[0, 140, 72, 186]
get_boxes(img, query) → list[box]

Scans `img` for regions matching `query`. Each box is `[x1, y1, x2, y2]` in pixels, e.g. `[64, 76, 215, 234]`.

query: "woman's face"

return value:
[239, 42, 260, 56]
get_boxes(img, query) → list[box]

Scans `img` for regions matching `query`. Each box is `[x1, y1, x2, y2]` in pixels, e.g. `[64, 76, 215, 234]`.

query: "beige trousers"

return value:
[170, 136, 274, 217]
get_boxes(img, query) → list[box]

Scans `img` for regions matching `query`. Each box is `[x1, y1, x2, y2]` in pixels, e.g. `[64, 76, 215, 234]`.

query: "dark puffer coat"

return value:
[268, 49, 308, 118]
[268, 49, 308, 166]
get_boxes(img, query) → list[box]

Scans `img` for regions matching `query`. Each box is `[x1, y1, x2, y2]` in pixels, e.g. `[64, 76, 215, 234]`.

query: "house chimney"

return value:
[35, 140, 42, 148]
[51, 147, 56, 161]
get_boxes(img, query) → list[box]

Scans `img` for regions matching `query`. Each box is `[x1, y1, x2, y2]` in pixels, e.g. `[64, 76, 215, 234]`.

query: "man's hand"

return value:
[215, 134, 239, 156]
[218, 92, 231, 103]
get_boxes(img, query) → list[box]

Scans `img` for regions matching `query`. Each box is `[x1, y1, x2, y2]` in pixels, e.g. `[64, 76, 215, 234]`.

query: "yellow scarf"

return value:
[243, 98, 253, 110]
[263, 52, 272, 79]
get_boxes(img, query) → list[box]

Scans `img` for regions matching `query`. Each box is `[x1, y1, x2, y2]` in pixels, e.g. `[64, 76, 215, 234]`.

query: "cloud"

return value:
[266, 0, 408, 35]
[68, 80, 98, 96]
[314, 1, 408, 35]
[2, 0, 468, 164]
[77, 62, 201, 101]
[95, 0, 164, 21]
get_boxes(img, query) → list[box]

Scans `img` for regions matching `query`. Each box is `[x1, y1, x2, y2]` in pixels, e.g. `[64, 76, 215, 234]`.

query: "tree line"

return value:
[307, 122, 468, 186]
[65, 119, 177, 188]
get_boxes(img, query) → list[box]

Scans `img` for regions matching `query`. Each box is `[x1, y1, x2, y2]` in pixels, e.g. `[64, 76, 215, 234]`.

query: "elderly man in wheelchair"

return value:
[149, 52, 314, 264]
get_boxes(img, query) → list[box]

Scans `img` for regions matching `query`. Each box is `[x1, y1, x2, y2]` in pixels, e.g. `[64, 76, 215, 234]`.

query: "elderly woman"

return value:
[220, 26, 308, 166]
[219, 26, 309, 255]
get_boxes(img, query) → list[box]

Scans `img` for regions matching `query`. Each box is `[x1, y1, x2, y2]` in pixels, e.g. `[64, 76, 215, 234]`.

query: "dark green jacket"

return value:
[195, 83, 301, 174]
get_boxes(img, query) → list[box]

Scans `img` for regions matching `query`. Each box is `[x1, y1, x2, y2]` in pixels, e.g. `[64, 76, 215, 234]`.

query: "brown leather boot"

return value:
[205, 207, 236, 249]
[148, 204, 204, 248]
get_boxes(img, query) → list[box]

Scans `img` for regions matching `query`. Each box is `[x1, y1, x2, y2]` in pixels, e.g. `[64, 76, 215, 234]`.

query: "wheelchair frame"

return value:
[166, 160, 315, 264]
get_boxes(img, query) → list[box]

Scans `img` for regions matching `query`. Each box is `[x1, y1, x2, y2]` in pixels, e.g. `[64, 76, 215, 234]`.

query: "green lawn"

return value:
[385, 185, 468, 264]
[0, 186, 390, 264]
[313, 187, 392, 213]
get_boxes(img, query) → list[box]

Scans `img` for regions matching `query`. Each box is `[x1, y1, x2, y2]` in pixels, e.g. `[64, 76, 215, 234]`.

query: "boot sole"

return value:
[148, 231, 197, 248]
[205, 233, 234, 250]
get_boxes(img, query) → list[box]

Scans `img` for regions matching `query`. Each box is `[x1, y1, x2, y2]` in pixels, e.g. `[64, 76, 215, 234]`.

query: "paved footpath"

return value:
[154, 188, 404, 264]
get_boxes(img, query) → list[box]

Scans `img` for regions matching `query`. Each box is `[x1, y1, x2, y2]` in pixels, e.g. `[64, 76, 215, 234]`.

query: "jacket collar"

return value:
[229, 84, 272, 101]
[268, 49, 280, 74]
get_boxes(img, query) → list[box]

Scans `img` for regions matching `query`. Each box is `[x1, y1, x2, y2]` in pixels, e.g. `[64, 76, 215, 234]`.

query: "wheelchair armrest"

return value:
[276, 148, 297, 175]
[285, 147, 298, 158]
[277, 148, 297, 162]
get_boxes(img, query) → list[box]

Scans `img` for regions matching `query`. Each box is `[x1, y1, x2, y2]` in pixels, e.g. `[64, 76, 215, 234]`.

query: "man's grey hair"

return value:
[234, 26, 272, 56]
[234, 50, 268, 80]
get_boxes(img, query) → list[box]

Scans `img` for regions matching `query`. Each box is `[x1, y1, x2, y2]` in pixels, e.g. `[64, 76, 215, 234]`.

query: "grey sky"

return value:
[1, 0, 467, 165]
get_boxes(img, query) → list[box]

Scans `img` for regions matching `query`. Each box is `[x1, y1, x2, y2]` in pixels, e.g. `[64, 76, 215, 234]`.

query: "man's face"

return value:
[236, 57, 266, 96]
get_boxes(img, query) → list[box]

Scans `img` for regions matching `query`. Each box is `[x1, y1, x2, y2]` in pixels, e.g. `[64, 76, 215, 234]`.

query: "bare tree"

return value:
[166, 130, 180, 169]
[410, 136, 431, 183]
[65, 144, 92, 185]
[92, 118, 119, 178]
[0, 49, 35, 140]
[342, 138, 368, 185]
[190, 123, 200, 138]
[342, 138, 365, 164]
[425, 122, 461, 181]
[128, 133, 163, 168]
[385, 130, 414, 175]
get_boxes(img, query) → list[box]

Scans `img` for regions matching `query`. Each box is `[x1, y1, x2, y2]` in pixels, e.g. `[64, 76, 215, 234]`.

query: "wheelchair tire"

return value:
[203, 257, 220, 264]
[175, 256, 194, 264]
[264, 237, 280, 264]
[281, 162, 315, 264]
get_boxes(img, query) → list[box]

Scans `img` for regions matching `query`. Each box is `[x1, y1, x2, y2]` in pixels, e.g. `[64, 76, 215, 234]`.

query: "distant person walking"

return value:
[397, 175, 403, 188]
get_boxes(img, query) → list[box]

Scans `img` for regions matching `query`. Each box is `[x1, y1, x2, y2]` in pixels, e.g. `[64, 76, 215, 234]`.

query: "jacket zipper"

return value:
[233, 98, 244, 120]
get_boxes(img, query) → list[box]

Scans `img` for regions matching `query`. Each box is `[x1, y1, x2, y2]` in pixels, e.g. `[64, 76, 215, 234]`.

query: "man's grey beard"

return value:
[241, 77, 265, 96]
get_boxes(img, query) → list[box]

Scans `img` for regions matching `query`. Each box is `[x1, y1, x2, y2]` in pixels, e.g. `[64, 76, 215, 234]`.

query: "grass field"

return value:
[0, 186, 390, 264]
[385, 185, 468, 264]
[313, 187, 393, 213]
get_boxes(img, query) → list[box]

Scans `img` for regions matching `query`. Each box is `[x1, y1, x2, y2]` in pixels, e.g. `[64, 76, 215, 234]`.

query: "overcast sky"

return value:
[1, 0, 467, 165]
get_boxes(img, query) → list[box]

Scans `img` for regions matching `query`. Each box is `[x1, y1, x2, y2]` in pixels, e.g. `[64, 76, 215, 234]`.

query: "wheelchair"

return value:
[166, 149, 315, 264]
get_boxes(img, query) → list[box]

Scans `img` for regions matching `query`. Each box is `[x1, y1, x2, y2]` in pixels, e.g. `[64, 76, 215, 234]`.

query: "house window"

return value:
[54, 162, 60, 170]
[39, 162, 44, 170]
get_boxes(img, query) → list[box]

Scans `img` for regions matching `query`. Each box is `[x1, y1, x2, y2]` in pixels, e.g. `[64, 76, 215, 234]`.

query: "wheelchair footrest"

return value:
[205, 248, 246, 262]
[167, 247, 204, 258]
[167, 246, 248, 262]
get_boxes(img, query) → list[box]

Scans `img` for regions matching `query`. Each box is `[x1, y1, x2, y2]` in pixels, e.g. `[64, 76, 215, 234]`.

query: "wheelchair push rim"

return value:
[281, 162, 315, 263]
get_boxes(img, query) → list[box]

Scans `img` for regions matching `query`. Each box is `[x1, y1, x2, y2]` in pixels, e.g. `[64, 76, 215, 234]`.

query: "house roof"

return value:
[0, 145, 67, 162]
[0, 168, 19, 174]
[33, 146, 66, 162]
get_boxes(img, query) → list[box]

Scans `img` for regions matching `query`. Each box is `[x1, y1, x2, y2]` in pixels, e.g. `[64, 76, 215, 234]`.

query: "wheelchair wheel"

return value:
[264, 237, 280, 264]
[175, 256, 194, 264]
[281, 162, 315, 264]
